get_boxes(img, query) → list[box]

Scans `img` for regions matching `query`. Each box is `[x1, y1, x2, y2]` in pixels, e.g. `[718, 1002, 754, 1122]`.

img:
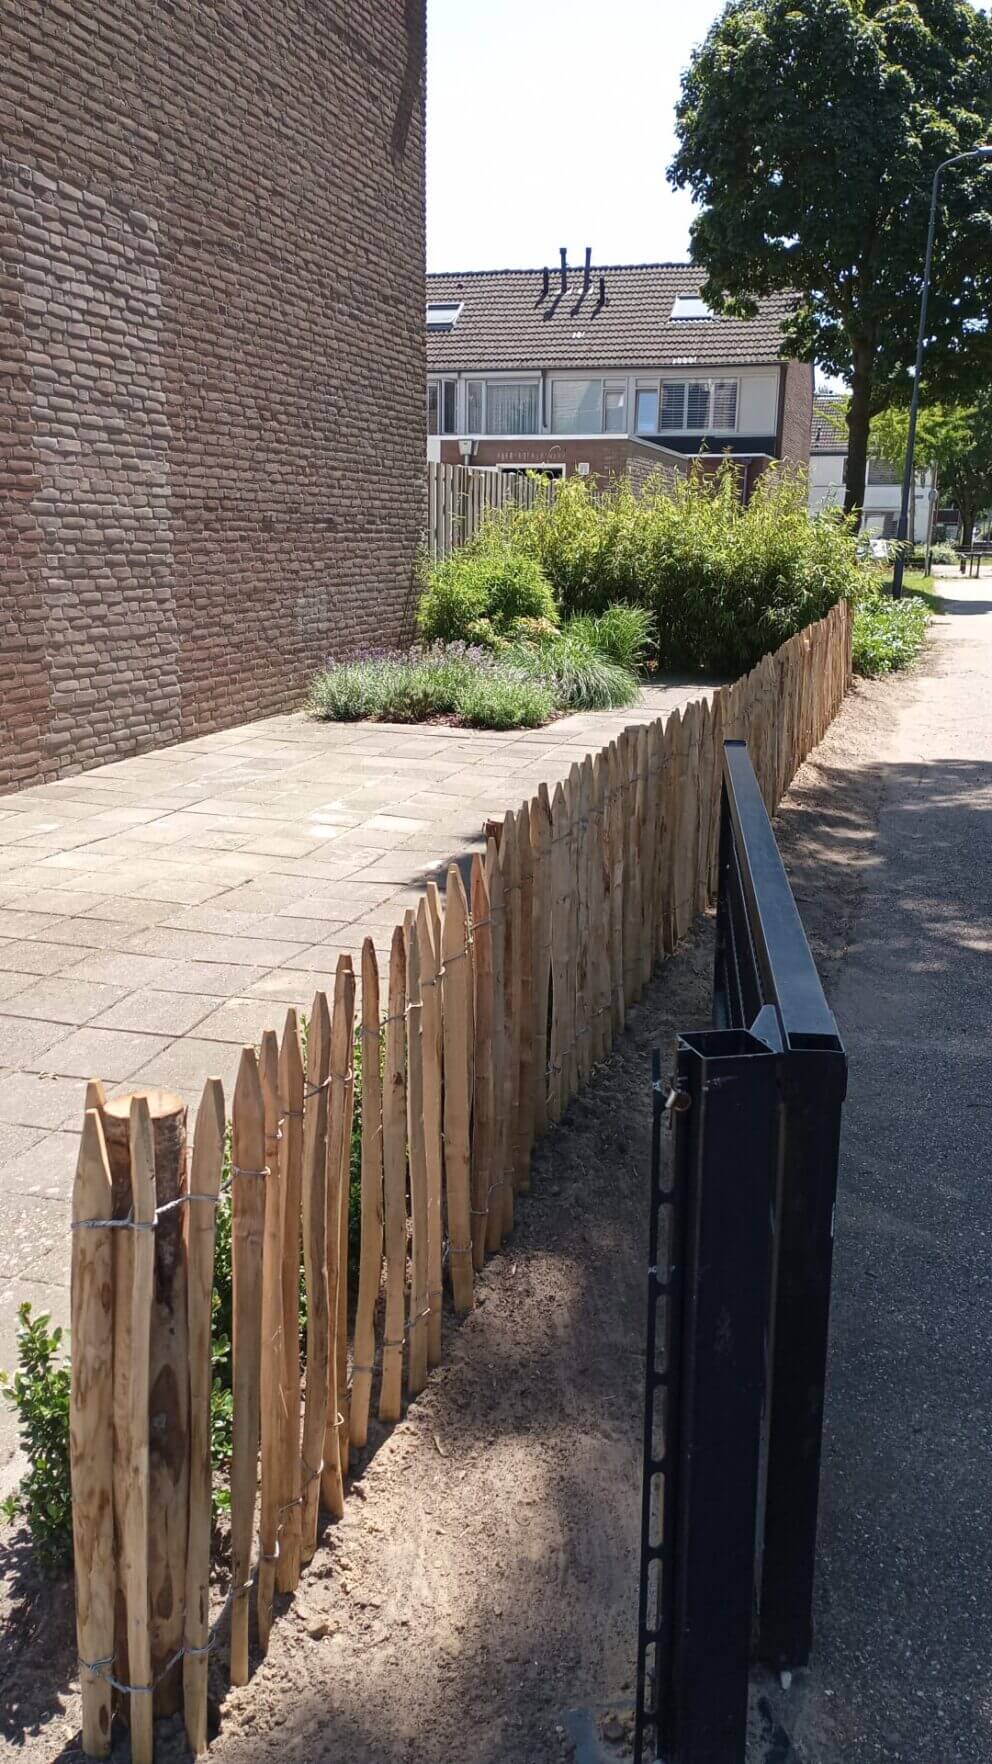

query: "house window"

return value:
[427, 378, 457, 435]
[486, 381, 540, 435]
[655, 378, 739, 432]
[426, 301, 463, 331]
[671, 294, 714, 320]
[635, 387, 659, 434]
[466, 381, 484, 432]
[604, 383, 627, 433]
[551, 379, 603, 433]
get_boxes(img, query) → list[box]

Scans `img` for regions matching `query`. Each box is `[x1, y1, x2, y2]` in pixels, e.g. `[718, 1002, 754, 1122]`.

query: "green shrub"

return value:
[504, 627, 641, 712]
[852, 592, 929, 675]
[566, 604, 653, 670]
[0, 1306, 72, 1570]
[455, 671, 555, 729]
[418, 534, 558, 644]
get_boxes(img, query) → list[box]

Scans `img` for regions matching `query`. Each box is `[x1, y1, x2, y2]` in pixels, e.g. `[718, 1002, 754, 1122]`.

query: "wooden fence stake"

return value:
[123, 1096, 155, 1764]
[443, 863, 475, 1310]
[497, 815, 519, 1234]
[338, 971, 357, 1479]
[605, 742, 625, 1037]
[419, 901, 445, 1367]
[70, 1108, 115, 1760]
[590, 751, 611, 1062]
[407, 918, 430, 1394]
[276, 1009, 304, 1592]
[351, 940, 383, 1447]
[381, 926, 408, 1420]
[485, 836, 507, 1254]
[470, 853, 494, 1267]
[322, 957, 355, 1517]
[515, 801, 535, 1189]
[549, 781, 570, 1122]
[258, 1030, 284, 1654]
[300, 992, 331, 1563]
[183, 1077, 225, 1756]
[230, 1046, 266, 1687]
[530, 786, 552, 1136]
[575, 759, 593, 1083]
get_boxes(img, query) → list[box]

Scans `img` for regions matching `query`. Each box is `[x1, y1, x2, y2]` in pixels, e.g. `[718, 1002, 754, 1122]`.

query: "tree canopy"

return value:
[870, 398, 992, 545]
[669, 0, 992, 520]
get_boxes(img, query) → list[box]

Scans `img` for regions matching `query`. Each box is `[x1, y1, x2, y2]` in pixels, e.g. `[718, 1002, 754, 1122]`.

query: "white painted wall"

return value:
[809, 452, 935, 536]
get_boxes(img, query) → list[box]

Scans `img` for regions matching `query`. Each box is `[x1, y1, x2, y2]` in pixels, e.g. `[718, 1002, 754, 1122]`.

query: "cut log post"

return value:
[530, 785, 552, 1136]
[605, 741, 625, 1036]
[443, 862, 475, 1310]
[418, 901, 444, 1367]
[300, 991, 331, 1562]
[470, 853, 494, 1267]
[515, 801, 535, 1190]
[485, 836, 507, 1254]
[337, 965, 357, 1479]
[498, 814, 519, 1235]
[123, 1096, 155, 1764]
[549, 781, 570, 1123]
[322, 956, 355, 1517]
[257, 1030, 284, 1654]
[406, 918, 430, 1394]
[276, 1009, 304, 1593]
[183, 1077, 225, 1756]
[230, 1046, 266, 1688]
[102, 1085, 186, 1715]
[70, 1108, 115, 1760]
[351, 940, 383, 1448]
[380, 926, 408, 1421]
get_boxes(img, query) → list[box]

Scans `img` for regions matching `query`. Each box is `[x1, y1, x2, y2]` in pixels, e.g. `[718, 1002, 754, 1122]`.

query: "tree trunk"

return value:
[961, 505, 976, 549]
[844, 339, 874, 527]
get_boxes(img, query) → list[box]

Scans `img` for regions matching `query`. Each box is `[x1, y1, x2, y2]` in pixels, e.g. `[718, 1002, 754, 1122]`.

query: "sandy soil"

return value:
[0, 667, 906, 1764]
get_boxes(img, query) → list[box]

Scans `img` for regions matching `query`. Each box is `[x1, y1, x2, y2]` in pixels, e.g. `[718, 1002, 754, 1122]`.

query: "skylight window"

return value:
[427, 301, 463, 332]
[671, 295, 714, 320]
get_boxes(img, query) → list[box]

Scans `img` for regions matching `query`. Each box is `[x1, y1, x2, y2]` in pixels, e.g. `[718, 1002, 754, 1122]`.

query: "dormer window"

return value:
[671, 295, 714, 320]
[427, 301, 463, 332]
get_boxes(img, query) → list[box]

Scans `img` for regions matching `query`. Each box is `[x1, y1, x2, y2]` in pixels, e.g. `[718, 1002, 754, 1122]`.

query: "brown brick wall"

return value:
[0, 1, 426, 793]
[439, 436, 686, 489]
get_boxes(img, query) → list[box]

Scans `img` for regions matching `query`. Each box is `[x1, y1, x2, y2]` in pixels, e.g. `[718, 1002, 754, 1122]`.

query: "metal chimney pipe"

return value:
[598, 273, 606, 305]
[560, 247, 568, 292]
[541, 265, 549, 298]
[584, 246, 592, 291]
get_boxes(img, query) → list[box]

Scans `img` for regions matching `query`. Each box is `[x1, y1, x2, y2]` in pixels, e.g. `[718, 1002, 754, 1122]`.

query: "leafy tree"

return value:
[669, 0, 992, 522]
[870, 398, 992, 546]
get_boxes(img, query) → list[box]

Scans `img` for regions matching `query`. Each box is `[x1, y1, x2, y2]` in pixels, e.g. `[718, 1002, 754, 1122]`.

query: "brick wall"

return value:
[0, 1, 426, 793]
[438, 436, 686, 489]
[778, 358, 815, 471]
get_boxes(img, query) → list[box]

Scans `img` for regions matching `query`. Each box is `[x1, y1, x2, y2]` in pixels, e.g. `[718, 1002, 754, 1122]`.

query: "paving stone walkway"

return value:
[0, 680, 708, 1489]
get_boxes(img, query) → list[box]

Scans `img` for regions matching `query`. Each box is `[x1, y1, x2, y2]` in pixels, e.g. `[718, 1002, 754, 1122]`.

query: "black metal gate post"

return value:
[662, 1028, 779, 1764]
[635, 740, 847, 1764]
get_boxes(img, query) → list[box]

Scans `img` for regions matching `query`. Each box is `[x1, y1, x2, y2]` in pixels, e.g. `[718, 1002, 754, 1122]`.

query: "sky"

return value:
[426, 0, 727, 273]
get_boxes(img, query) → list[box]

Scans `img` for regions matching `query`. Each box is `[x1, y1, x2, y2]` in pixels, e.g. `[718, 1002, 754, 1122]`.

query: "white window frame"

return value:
[426, 300, 464, 331]
[427, 376, 458, 436]
[655, 376, 740, 434]
[464, 373, 542, 437]
[603, 380, 627, 434]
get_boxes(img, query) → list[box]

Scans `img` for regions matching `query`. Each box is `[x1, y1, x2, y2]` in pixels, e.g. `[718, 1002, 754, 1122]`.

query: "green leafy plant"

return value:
[0, 1305, 73, 1571]
[454, 671, 555, 730]
[566, 604, 654, 671]
[851, 592, 929, 677]
[503, 627, 640, 712]
[417, 532, 558, 643]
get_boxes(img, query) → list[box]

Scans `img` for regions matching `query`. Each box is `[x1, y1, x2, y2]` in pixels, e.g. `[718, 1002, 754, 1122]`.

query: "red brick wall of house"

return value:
[0, 2, 426, 793]
[438, 436, 686, 489]
[778, 359, 815, 471]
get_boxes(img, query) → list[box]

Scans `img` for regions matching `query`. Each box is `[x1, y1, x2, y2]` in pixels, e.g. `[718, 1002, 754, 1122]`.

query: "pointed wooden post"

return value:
[301, 992, 331, 1562]
[351, 940, 383, 1448]
[229, 1047, 265, 1687]
[549, 781, 569, 1122]
[123, 1096, 155, 1764]
[418, 901, 444, 1367]
[499, 812, 520, 1234]
[276, 1009, 304, 1593]
[70, 1108, 115, 1760]
[515, 801, 535, 1189]
[183, 1078, 225, 1756]
[470, 853, 494, 1267]
[530, 785, 552, 1136]
[257, 1030, 284, 1655]
[443, 863, 475, 1310]
[590, 752, 611, 1062]
[606, 740, 626, 1032]
[407, 918, 430, 1395]
[380, 926, 408, 1421]
[322, 956, 355, 1517]
[485, 836, 507, 1254]
[575, 759, 593, 1081]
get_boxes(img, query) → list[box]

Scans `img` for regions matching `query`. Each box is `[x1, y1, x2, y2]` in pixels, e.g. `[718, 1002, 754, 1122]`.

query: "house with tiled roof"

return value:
[808, 392, 937, 540]
[426, 253, 812, 494]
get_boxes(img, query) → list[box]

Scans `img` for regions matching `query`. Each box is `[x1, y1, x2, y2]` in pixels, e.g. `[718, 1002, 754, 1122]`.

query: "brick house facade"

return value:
[1, 1, 426, 793]
[427, 260, 813, 495]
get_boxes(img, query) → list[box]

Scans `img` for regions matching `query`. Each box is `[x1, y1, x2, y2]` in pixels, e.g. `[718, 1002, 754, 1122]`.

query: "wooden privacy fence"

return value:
[67, 601, 851, 1760]
[426, 460, 549, 562]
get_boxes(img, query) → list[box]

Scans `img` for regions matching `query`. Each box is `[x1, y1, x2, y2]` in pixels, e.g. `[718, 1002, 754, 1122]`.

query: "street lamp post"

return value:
[891, 146, 992, 599]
